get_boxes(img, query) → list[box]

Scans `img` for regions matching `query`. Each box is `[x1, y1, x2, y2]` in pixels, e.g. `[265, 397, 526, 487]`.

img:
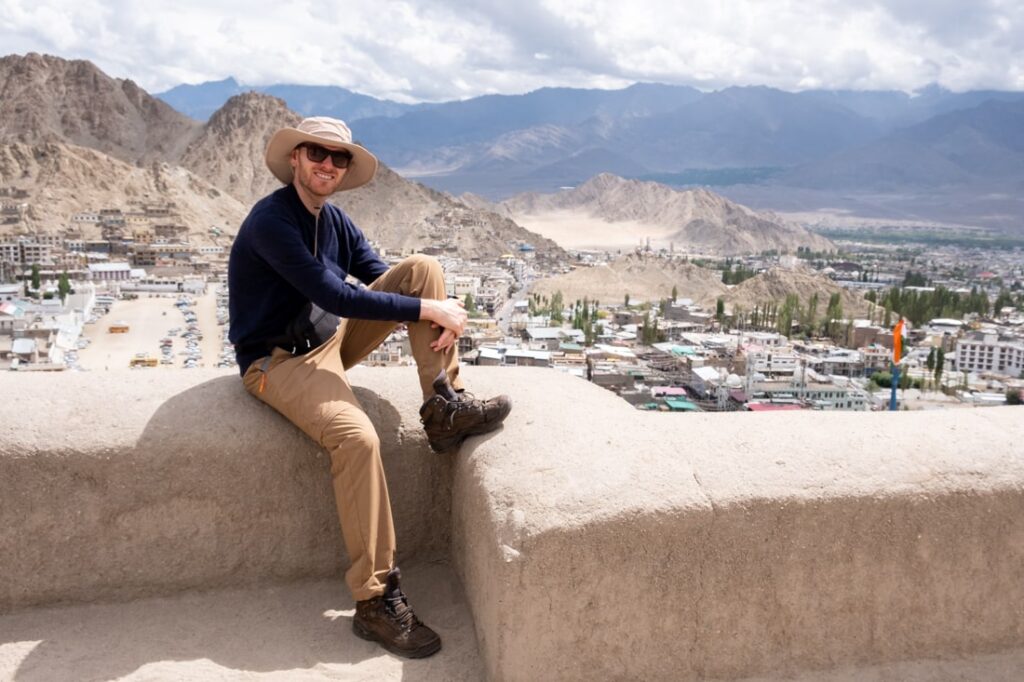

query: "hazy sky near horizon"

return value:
[3, 0, 1022, 101]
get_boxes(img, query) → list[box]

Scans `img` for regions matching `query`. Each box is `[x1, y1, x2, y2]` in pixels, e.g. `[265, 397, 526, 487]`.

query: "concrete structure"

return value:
[88, 262, 132, 281]
[956, 331, 1024, 377]
[1, 368, 1023, 680]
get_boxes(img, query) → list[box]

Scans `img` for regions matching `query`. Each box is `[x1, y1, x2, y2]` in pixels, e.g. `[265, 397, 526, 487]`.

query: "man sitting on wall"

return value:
[228, 116, 512, 658]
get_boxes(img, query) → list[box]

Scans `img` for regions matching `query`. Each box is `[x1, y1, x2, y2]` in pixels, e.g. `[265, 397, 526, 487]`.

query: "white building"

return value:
[446, 275, 480, 298]
[955, 331, 1024, 377]
[88, 263, 133, 281]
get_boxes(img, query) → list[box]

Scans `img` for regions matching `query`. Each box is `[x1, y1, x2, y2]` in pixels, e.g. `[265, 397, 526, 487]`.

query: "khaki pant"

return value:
[241, 254, 461, 601]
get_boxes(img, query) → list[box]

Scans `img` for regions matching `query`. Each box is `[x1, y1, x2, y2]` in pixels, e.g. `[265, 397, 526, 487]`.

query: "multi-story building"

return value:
[0, 242, 20, 264]
[446, 275, 480, 299]
[19, 242, 53, 265]
[860, 344, 891, 373]
[955, 331, 1024, 377]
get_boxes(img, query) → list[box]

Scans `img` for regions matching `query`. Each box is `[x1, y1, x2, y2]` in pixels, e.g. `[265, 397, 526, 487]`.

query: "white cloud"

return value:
[1, 0, 1021, 99]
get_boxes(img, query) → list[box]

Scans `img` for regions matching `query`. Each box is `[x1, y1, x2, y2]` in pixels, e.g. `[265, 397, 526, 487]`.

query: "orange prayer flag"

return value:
[893, 318, 904, 362]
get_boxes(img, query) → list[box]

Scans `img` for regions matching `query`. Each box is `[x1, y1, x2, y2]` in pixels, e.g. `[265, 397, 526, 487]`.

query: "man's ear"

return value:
[290, 148, 300, 171]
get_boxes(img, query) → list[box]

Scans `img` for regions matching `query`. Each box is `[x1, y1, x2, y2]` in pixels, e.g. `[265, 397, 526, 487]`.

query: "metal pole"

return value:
[889, 363, 900, 411]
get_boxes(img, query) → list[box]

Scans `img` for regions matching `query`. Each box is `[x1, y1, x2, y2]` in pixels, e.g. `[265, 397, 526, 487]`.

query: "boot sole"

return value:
[352, 619, 442, 659]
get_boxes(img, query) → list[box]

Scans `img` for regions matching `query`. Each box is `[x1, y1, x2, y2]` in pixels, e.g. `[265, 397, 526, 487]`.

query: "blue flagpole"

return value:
[889, 363, 899, 411]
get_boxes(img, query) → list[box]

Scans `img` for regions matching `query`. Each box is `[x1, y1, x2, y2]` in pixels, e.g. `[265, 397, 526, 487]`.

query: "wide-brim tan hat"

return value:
[265, 116, 378, 192]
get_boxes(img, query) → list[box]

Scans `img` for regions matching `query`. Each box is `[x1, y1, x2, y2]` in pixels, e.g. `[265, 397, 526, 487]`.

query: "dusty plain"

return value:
[76, 287, 227, 371]
[511, 209, 674, 251]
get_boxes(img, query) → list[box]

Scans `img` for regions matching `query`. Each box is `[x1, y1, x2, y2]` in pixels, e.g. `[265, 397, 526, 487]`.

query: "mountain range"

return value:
[0, 53, 563, 259]
[1, 52, 842, 259]
[155, 72, 1024, 232]
[157, 77, 414, 122]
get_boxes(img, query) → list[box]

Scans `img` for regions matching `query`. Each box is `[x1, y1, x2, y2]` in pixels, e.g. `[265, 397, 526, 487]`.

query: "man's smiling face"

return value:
[290, 144, 349, 208]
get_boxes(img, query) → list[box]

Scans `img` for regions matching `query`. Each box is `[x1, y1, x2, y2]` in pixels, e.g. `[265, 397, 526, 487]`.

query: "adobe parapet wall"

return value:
[2, 367, 1023, 680]
[0, 368, 452, 608]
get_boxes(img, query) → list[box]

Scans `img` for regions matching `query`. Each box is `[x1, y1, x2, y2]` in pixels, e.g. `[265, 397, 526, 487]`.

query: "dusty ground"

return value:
[511, 209, 674, 251]
[76, 287, 227, 371]
[0, 562, 483, 682]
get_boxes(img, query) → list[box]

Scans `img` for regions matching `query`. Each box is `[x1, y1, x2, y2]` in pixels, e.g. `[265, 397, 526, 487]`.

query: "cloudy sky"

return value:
[2, 0, 1022, 101]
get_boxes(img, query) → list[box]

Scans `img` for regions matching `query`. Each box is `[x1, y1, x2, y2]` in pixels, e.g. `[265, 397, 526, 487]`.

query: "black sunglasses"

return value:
[301, 144, 353, 168]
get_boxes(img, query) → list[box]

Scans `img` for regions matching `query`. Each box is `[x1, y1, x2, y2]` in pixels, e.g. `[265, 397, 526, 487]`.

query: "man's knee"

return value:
[322, 410, 382, 467]
[403, 253, 442, 279]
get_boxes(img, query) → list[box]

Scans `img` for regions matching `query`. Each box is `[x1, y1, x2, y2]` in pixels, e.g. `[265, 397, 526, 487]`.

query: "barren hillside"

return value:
[0, 53, 199, 163]
[713, 267, 873, 318]
[180, 92, 300, 206]
[0, 142, 247, 239]
[502, 173, 835, 255]
[533, 253, 728, 304]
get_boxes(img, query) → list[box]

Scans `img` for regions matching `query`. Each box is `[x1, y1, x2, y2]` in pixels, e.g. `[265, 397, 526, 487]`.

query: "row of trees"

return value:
[570, 296, 602, 346]
[528, 291, 565, 322]
[867, 285, 1000, 326]
[723, 292, 847, 342]
[22, 264, 73, 302]
[721, 262, 758, 285]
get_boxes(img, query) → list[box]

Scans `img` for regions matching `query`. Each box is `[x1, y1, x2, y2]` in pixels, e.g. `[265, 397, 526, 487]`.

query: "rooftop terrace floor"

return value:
[0, 561, 483, 682]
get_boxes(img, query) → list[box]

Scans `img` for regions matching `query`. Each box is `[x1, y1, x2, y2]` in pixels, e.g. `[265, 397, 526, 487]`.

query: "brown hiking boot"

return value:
[352, 566, 441, 659]
[420, 370, 512, 453]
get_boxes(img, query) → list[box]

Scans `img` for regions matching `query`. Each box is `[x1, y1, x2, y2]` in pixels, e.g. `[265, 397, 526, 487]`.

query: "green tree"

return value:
[716, 298, 725, 323]
[30, 263, 40, 291]
[463, 293, 476, 314]
[1007, 390, 1023, 406]
[624, 293, 630, 309]
[58, 272, 71, 303]
[804, 292, 819, 335]
[993, 289, 1015, 315]
[776, 293, 800, 338]
[549, 290, 564, 323]
[903, 271, 927, 287]
[671, 285, 678, 303]
[934, 348, 945, 388]
[824, 293, 843, 340]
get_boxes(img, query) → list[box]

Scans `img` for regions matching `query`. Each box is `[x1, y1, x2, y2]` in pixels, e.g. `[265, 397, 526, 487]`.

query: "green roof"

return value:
[664, 397, 701, 412]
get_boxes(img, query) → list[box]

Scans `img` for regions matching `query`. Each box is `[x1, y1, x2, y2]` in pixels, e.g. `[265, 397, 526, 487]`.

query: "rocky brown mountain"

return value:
[0, 141, 248, 237]
[0, 53, 200, 163]
[500, 173, 835, 255]
[180, 91, 301, 206]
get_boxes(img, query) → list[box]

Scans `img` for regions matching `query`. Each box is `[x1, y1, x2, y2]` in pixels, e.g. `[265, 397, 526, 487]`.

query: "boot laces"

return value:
[385, 590, 422, 631]
[444, 394, 485, 428]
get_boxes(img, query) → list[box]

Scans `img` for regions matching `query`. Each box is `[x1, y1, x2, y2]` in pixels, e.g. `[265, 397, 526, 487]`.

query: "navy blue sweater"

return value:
[228, 184, 421, 375]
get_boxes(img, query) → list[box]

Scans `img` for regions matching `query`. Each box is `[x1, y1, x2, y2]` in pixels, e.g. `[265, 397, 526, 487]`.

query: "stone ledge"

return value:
[3, 366, 1023, 681]
[0, 368, 451, 610]
[449, 368, 1024, 681]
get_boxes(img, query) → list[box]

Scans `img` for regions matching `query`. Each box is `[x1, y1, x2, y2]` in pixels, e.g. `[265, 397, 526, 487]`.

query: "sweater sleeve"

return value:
[249, 209, 421, 322]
